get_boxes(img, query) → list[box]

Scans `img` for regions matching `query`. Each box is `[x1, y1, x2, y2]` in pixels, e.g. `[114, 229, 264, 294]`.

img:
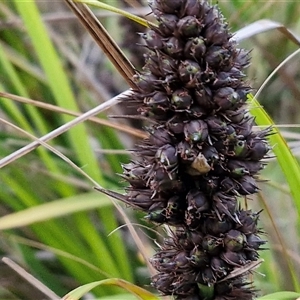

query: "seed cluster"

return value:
[100, 0, 270, 299]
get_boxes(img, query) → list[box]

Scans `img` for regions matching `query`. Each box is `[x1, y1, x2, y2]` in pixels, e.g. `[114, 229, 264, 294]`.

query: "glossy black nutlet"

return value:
[224, 229, 246, 252]
[154, 0, 183, 14]
[211, 257, 229, 278]
[184, 120, 209, 143]
[186, 189, 210, 214]
[214, 87, 240, 110]
[157, 13, 179, 36]
[164, 36, 184, 58]
[178, 60, 201, 84]
[202, 235, 223, 255]
[189, 247, 209, 268]
[148, 127, 173, 147]
[177, 16, 202, 37]
[171, 89, 193, 110]
[155, 144, 178, 170]
[184, 37, 207, 60]
[142, 30, 164, 49]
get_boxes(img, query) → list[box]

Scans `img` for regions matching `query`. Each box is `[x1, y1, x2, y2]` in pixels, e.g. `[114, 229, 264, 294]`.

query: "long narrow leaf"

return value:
[13, 0, 104, 184]
[249, 94, 300, 218]
[0, 192, 111, 230]
[62, 279, 159, 300]
[249, 94, 300, 292]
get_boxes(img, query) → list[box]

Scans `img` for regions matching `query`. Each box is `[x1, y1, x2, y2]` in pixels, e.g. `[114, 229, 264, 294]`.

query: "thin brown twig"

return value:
[0, 90, 132, 169]
[64, 0, 136, 88]
[2, 257, 60, 300]
[0, 91, 147, 139]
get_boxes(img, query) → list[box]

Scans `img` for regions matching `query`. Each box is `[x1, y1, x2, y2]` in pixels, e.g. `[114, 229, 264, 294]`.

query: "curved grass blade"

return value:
[257, 291, 300, 300]
[248, 94, 300, 218]
[93, 295, 145, 300]
[13, 0, 104, 184]
[249, 94, 300, 292]
[0, 192, 111, 230]
[234, 19, 300, 46]
[75, 0, 154, 28]
[62, 279, 159, 300]
[6, 234, 112, 278]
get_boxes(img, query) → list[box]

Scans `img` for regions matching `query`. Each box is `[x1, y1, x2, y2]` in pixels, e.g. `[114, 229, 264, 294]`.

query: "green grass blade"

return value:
[76, 0, 153, 28]
[62, 278, 159, 300]
[13, 0, 103, 184]
[257, 291, 300, 300]
[249, 94, 300, 217]
[0, 43, 74, 197]
[0, 192, 111, 230]
[248, 93, 300, 292]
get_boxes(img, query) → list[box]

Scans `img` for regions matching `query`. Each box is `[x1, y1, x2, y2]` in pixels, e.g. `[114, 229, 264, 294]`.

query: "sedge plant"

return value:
[0, 1, 300, 300]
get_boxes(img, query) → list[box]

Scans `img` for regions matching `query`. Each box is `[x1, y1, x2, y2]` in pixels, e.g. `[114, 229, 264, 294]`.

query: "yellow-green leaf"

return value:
[257, 291, 300, 300]
[75, 0, 154, 28]
[248, 94, 300, 218]
[0, 192, 111, 229]
[62, 278, 159, 300]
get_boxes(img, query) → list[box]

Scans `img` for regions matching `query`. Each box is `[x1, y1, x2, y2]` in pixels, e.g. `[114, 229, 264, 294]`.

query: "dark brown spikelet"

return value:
[98, 0, 271, 299]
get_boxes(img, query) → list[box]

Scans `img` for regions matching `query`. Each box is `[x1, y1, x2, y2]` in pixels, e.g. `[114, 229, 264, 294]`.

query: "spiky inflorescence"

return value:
[100, 0, 271, 299]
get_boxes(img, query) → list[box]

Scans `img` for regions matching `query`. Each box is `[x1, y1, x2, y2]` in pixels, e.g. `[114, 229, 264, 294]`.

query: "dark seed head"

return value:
[178, 60, 201, 84]
[224, 229, 246, 252]
[167, 114, 186, 134]
[186, 189, 210, 214]
[202, 235, 222, 255]
[171, 89, 193, 110]
[157, 13, 179, 36]
[121, 162, 149, 188]
[194, 88, 213, 109]
[211, 257, 230, 277]
[247, 137, 270, 160]
[156, 144, 178, 170]
[145, 91, 169, 111]
[236, 175, 259, 195]
[142, 30, 164, 49]
[205, 216, 233, 235]
[238, 210, 260, 234]
[221, 250, 248, 266]
[206, 46, 232, 69]
[184, 120, 209, 143]
[154, 0, 183, 14]
[133, 73, 158, 93]
[247, 234, 266, 250]
[164, 36, 184, 58]
[204, 19, 230, 45]
[146, 204, 166, 223]
[184, 37, 207, 60]
[127, 189, 153, 210]
[201, 267, 217, 285]
[181, 0, 210, 18]
[148, 127, 173, 147]
[214, 87, 240, 110]
[206, 116, 228, 137]
[177, 16, 202, 37]
[189, 247, 209, 268]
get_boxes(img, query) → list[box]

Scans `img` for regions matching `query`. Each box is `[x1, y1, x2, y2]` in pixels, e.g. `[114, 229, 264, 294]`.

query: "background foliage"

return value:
[0, 0, 299, 299]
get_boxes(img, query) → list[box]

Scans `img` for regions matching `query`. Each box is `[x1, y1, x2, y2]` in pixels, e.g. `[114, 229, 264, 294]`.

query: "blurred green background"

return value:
[0, 0, 299, 299]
